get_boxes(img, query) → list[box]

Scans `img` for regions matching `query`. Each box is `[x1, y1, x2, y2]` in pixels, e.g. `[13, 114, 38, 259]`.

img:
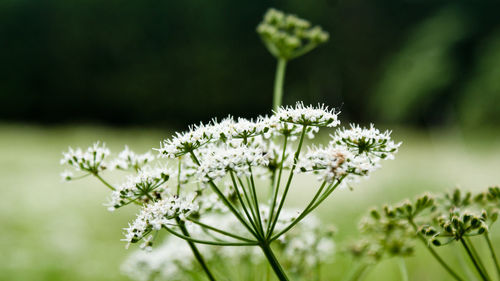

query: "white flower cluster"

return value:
[197, 145, 269, 181]
[216, 116, 272, 141]
[122, 236, 210, 281]
[331, 124, 401, 160]
[111, 146, 155, 171]
[157, 123, 215, 158]
[157, 103, 339, 160]
[122, 210, 335, 281]
[298, 125, 400, 184]
[107, 166, 171, 211]
[60, 142, 110, 175]
[279, 216, 335, 269]
[298, 146, 353, 183]
[275, 102, 339, 127]
[123, 195, 199, 247]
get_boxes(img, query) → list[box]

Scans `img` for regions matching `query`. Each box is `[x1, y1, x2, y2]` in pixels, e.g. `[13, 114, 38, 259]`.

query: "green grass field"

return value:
[1, 124, 499, 281]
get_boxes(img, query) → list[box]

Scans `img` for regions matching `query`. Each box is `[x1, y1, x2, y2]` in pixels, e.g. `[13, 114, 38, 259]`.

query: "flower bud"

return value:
[370, 208, 381, 220]
[431, 238, 441, 246]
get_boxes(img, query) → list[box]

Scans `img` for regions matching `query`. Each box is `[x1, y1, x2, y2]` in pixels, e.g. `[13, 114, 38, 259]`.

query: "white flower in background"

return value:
[274, 102, 340, 128]
[122, 236, 209, 281]
[60, 170, 74, 182]
[123, 195, 199, 247]
[122, 210, 336, 281]
[60, 141, 110, 174]
[279, 215, 335, 269]
[111, 146, 155, 171]
[331, 124, 401, 160]
[107, 166, 171, 211]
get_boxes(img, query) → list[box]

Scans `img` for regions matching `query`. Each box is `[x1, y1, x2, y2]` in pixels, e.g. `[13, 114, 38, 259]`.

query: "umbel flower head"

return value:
[123, 194, 199, 247]
[60, 141, 110, 175]
[107, 166, 171, 211]
[257, 8, 329, 60]
[111, 146, 155, 171]
[60, 103, 401, 281]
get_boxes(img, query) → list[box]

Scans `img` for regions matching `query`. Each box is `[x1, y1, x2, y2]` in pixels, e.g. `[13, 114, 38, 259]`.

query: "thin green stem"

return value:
[460, 237, 490, 281]
[266, 135, 288, 237]
[342, 263, 368, 281]
[248, 167, 264, 236]
[163, 225, 257, 246]
[455, 245, 478, 281]
[93, 173, 116, 191]
[268, 125, 307, 237]
[176, 219, 217, 281]
[176, 157, 182, 195]
[270, 181, 330, 241]
[229, 171, 259, 231]
[187, 218, 256, 243]
[485, 234, 500, 279]
[189, 151, 259, 238]
[465, 237, 490, 280]
[408, 220, 464, 281]
[260, 242, 290, 281]
[273, 58, 287, 111]
[236, 175, 261, 236]
[398, 258, 409, 281]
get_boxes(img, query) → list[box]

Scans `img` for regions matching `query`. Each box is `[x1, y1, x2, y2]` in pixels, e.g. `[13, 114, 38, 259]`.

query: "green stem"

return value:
[187, 218, 256, 243]
[485, 234, 500, 279]
[460, 237, 490, 281]
[398, 258, 409, 281]
[229, 171, 259, 231]
[93, 173, 116, 191]
[466, 237, 490, 280]
[189, 151, 259, 238]
[176, 157, 182, 195]
[273, 58, 287, 111]
[342, 263, 368, 281]
[268, 125, 307, 238]
[163, 225, 256, 246]
[266, 135, 288, 237]
[408, 220, 464, 281]
[270, 181, 330, 241]
[176, 219, 217, 281]
[455, 246, 478, 281]
[260, 242, 290, 281]
[248, 168, 264, 235]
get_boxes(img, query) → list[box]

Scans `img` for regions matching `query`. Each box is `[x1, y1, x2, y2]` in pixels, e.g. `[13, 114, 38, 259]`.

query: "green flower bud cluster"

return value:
[257, 8, 329, 60]
[350, 187, 500, 268]
[428, 209, 491, 246]
[474, 186, 500, 206]
[348, 204, 417, 263]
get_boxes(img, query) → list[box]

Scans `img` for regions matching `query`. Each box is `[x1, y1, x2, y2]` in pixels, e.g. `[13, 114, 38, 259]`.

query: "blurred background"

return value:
[1, 0, 499, 280]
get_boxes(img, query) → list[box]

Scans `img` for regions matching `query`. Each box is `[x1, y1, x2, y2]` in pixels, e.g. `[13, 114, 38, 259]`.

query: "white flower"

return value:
[298, 145, 352, 183]
[196, 145, 269, 182]
[157, 123, 215, 158]
[215, 116, 272, 141]
[274, 102, 340, 127]
[279, 215, 335, 268]
[331, 124, 401, 160]
[123, 194, 199, 247]
[111, 146, 155, 171]
[107, 166, 171, 211]
[60, 170, 74, 182]
[122, 236, 208, 281]
[298, 144, 381, 184]
[60, 141, 110, 174]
